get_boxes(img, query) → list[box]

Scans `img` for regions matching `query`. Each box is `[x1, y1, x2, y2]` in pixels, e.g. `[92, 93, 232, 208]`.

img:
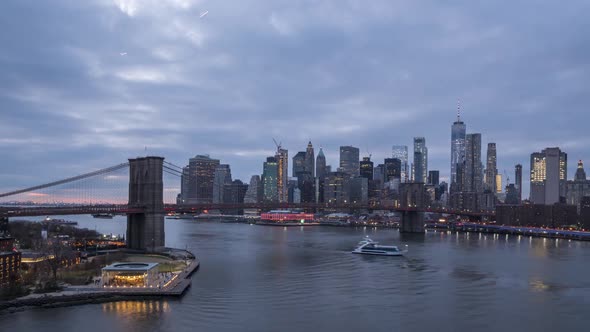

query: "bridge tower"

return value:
[399, 183, 426, 233]
[127, 156, 165, 252]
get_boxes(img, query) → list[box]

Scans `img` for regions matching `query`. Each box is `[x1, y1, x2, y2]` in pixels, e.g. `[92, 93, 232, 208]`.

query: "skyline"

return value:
[1, 0, 589, 199]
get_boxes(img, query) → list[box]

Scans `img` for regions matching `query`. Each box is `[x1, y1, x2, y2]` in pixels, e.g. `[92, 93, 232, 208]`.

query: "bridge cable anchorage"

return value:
[0, 162, 130, 198]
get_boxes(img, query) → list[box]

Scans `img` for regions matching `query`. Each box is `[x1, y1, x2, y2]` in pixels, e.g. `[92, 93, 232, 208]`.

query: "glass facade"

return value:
[451, 117, 466, 185]
[413, 137, 428, 183]
[392, 145, 409, 182]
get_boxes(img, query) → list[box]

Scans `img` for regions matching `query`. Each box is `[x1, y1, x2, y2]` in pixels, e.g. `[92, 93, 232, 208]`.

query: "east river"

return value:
[2, 215, 590, 331]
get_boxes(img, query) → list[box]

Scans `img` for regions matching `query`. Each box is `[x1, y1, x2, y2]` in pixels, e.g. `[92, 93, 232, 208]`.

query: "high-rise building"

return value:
[515, 164, 523, 202]
[212, 164, 232, 203]
[179, 166, 189, 204]
[262, 156, 278, 202]
[276, 148, 288, 203]
[465, 134, 483, 193]
[450, 109, 466, 185]
[187, 155, 220, 204]
[413, 137, 428, 183]
[428, 170, 440, 186]
[485, 143, 497, 193]
[384, 158, 402, 182]
[223, 180, 248, 204]
[373, 164, 385, 184]
[223, 180, 249, 214]
[566, 160, 590, 213]
[293, 152, 306, 177]
[305, 141, 315, 178]
[244, 175, 262, 203]
[495, 174, 502, 194]
[324, 172, 350, 204]
[360, 157, 374, 180]
[530, 148, 567, 204]
[339, 146, 360, 177]
[392, 145, 409, 182]
[316, 148, 327, 179]
[350, 177, 369, 204]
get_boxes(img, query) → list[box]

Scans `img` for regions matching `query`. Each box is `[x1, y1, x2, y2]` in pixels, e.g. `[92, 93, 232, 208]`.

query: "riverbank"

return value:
[0, 257, 200, 315]
[426, 223, 590, 241]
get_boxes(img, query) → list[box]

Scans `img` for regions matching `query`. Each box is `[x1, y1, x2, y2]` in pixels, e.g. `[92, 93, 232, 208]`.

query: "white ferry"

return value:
[351, 236, 407, 256]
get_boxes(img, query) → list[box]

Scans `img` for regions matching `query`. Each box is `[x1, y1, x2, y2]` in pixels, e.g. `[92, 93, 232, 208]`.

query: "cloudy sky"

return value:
[1, 0, 589, 198]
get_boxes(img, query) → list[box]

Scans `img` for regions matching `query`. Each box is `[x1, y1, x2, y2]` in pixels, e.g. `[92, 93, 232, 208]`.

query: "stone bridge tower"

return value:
[127, 156, 165, 252]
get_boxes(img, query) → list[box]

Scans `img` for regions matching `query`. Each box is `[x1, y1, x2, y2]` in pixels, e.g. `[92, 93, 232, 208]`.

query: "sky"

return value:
[1, 0, 589, 199]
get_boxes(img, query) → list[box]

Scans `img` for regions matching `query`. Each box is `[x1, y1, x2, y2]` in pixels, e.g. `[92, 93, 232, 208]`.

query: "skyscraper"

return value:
[384, 158, 402, 182]
[187, 155, 220, 204]
[262, 156, 278, 202]
[316, 147, 327, 179]
[244, 175, 262, 203]
[293, 152, 306, 177]
[464, 133, 483, 193]
[485, 143, 497, 193]
[566, 160, 590, 212]
[212, 164, 232, 203]
[450, 108, 466, 185]
[360, 157, 374, 180]
[530, 148, 567, 204]
[392, 145, 409, 182]
[305, 141, 315, 178]
[428, 170, 440, 186]
[413, 137, 428, 183]
[515, 164, 523, 202]
[339, 146, 360, 177]
[276, 148, 288, 203]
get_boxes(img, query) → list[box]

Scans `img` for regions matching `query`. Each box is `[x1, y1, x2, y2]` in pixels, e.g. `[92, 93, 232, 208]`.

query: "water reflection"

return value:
[102, 300, 171, 316]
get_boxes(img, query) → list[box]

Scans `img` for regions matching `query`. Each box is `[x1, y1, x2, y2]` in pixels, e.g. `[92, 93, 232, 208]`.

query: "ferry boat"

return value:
[351, 236, 407, 256]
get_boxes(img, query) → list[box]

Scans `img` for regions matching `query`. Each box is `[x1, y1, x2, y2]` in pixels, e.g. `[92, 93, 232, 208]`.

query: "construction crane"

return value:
[272, 138, 282, 151]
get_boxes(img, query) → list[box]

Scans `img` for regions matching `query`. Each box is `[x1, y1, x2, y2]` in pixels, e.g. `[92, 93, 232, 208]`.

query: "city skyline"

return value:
[1, 1, 589, 200]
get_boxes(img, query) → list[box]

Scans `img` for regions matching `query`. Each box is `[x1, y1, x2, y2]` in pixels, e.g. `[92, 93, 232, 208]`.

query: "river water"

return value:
[2, 216, 590, 332]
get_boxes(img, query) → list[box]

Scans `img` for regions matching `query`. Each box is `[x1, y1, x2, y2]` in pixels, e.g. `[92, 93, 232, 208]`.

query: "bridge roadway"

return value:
[0, 203, 494, 218]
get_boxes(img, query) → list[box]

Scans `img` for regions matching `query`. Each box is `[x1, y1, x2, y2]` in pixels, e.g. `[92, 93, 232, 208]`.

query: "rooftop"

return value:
[102, 262, 159, 272]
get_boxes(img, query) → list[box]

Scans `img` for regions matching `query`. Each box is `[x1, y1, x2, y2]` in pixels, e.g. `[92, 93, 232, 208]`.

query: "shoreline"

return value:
[0, 256, 200, 315]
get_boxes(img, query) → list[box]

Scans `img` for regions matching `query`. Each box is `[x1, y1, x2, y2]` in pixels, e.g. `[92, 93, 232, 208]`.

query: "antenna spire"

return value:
[457, 99, 461, 122]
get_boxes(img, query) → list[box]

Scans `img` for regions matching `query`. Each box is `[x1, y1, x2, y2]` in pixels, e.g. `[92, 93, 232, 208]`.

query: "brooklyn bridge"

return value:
[0, 157, 494, 252]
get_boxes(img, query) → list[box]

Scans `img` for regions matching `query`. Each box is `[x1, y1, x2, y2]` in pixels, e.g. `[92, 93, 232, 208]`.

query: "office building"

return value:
[305, 141, 315, 178]
[316, 147, 327, 179]
[244, 175, 262, 204]
[187, 155, 220, 204]
[450, 110, 466, 185]
[276, 148, 288, 203]
[392, 145, 409, 182]
[339, 146, 360, 177]
[324, 172, 350, 204]
[293, 152, 306, 177]
[223, 180, 249, 214]
[360, 157, 374, 180]
[465, 134, 483, 193]
[349, 177, 369, 204]
[485, 143, 497, 193]
[566, 160, 590, 213]
[515, 164, 523, 202]
[384, 158, 402, 182]
[413, 137, 428, 183]
[530, 148, 567, 204]
[262, 157, 278, 202]
[212, 164, 232, 203]
[428, 170, 440, 186]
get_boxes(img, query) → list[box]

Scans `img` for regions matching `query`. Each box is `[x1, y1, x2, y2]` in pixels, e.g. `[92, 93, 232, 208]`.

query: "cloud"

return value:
[1, 0, 589, 201]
